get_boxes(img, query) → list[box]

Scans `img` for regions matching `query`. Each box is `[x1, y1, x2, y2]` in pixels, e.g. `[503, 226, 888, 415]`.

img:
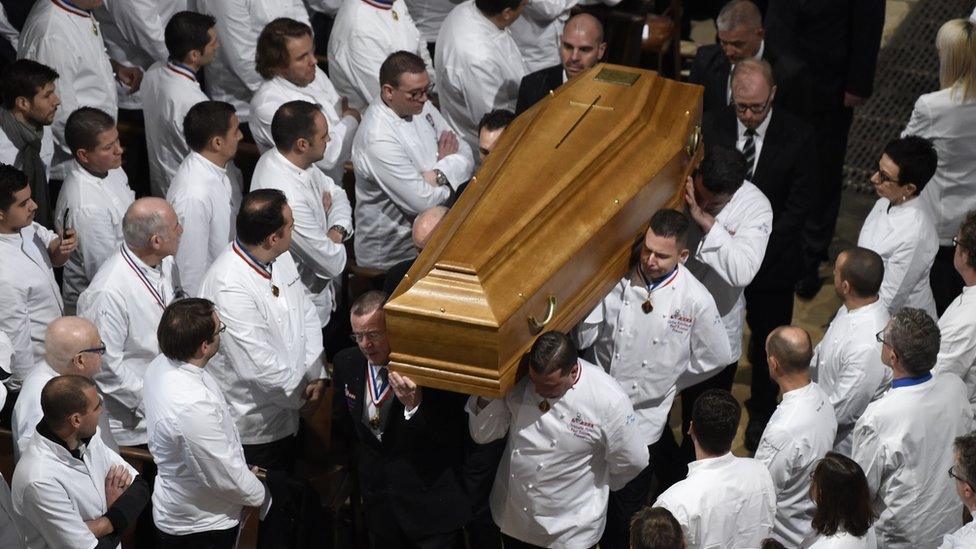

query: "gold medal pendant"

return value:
[369, 415, 381, 429]
[271, 284, 280, 298]
[392, 9, 399, 21]
[642, 299, 653, 314]
[538, 400, 550, 413]
[92, 21, 98, 36]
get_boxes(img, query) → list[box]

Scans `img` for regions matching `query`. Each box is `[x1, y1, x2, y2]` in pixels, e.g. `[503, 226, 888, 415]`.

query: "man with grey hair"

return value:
[11, 316, 117, 460]
[689, 0, 810, 117]
[853, 308, 974, 548]
[383, 205, 448, 296]
[77, 197, 184, 447]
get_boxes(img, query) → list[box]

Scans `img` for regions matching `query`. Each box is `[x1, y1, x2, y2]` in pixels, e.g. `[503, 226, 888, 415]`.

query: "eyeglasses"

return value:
[401, 83, 434, 101]
[875, 329, 887, 345]
[77, 345, 107, 356]
[214, 320, 227, 337]
[949, 465, 975, 489]
[732, 93, 772, 115]
[953, 236, 961, 247]
[350, 330, 386, 343]
[876, 170, 900, 185]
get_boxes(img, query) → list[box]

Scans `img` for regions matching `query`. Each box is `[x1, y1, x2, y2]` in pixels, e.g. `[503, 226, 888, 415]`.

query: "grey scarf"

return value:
[0, 107, 49, 227]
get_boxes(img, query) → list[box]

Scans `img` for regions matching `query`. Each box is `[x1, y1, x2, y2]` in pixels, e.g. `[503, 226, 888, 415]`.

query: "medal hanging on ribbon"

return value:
[638, 265, 679, 314]
[367, 365, 391, 429]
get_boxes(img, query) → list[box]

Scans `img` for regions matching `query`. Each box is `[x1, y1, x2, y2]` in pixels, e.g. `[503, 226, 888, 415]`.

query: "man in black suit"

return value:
[701, 58, 817, 450]
[764, 0, 885, 298]
[514, 13, 606, 115]
[689, 0, 811, 119]
[331, 290, 472, 548]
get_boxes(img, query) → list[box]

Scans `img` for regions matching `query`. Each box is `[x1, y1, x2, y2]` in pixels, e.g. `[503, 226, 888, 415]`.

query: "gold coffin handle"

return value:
[528, 295, 557, 334]
[685, 124, 702, 158]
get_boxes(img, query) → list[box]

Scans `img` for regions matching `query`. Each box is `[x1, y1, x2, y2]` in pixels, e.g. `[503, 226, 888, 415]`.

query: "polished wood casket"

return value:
[385, 63, 703, 397]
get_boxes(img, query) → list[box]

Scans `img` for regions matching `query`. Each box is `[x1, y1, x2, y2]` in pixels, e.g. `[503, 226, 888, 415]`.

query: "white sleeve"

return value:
[465, 395, 512, 444]
[934, 319, 976, 386]
[342, 32, 389, 109]
[829, 344, 881, 430]
[446, 58, 519, 138]
[876, 234, 935, 314]
[604, 398, 650, 490]
[324, 176, 353, 235]
[288, 181, 346, 281]
[210, 0, 266, 93]
[574, 300, 605, 350]
[107, 0, 170, 62]
[74, 207, 124, 283]
[301, 285, 326, 381]
[0, 280, 34, 384]
[695, 203, 773, 288]
[902, 96, 932, 138]
[681, 290, 734, 385]
[79, 291, 146, 419]
[430, 107, 474, 186]
[0, 4, 18, 46]
[179, 400, 267, 506]
[852, 415, 886, 502]
[313, 114, 359, 175]
[170, 194, 212, 297]
[753, 426, 797, 499]
[20, 481, 99, 549]
[521, 0, 578, 23]
[362, 135, 452, 215]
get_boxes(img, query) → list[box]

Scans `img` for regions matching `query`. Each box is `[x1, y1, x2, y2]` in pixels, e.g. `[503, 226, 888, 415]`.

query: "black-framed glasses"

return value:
[350, 330, 386, 343]
[876, 170, 900, 185]
[77, 345, 107, 356]
[875, 329, 887, 345]
[732, 93, 772, 115]
[401, 83, 434, 101]
[215, 320, 227, 336]
[949, 465, 975, 490]
[953, 236, 961, 247]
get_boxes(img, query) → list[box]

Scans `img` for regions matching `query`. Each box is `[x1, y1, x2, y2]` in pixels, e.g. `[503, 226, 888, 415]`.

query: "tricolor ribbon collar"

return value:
[166, 61, 197, 82]
[51, 0, 91, 18]
[638, 264, 679, 294]
[121, 245, 166, 309]
[362, 0, 395, 9]
[232, 239, 272, 281]
[367, 364, 392, 406]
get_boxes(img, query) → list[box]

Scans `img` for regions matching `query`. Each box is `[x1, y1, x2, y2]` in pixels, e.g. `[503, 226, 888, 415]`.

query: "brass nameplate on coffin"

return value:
[594, 68, 640, 86]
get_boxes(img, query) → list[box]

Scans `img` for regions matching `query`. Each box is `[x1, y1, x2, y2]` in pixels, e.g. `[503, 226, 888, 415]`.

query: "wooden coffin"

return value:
[385, 63, 703, 397]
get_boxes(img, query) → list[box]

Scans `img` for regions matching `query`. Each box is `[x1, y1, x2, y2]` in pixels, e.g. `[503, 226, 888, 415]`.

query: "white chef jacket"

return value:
[404, 0, 458, 42]
[18, 0, 118, 180]
[249, 69, 360, 183]
[199, 244, 326, 444]
[327, 0, 435, 111]
[167, 152, 243, 297]
[509, 0, 623, 74]
[0, 3, 17, 46]
[11, 426, 137, 549]
[800, 528, 879, 549]
[903, 87, 976, 245]
[852, 373, 975, 549]
[754, 382, 837, 546]
[0, 223, 63, 391]
[250, 149, 352, 326]
[196, 0, 310, 120]
[467, 359, 648, 548]
[141, 61, 210, 197]
[77, 245, 182, 446]
[940, 521, 976, 549]
[685, 181, 772, 361]
[53, 162, 135, 313]
[11, 360, 118, 461]
[144, 354, 268, 535]
[352, 98, 473, 270]
[575, 264, 732, 446]
[435, 0, 526, 150]
[0, 329, 11, 378]
[934, 286, 976, 413]
[857, 197, 938, 319]
[0, 124, 54, 174]
[307, 0, 343, 15]
[654, 452, 777, 549]
[810, 300, 892, 455]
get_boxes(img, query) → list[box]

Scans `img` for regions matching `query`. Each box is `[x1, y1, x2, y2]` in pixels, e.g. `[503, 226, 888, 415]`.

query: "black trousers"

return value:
[243, 435, 298, 472]
[155, 526, 238, 549]
[601, 447, 654, 549]
[802, 106, 854, 276]
[744, 285, 795, 419]
[463, 438, 506, 549]
[932, 245, 964, 316]
[370, 528, 465, 549]
[669, 362, 739, 468]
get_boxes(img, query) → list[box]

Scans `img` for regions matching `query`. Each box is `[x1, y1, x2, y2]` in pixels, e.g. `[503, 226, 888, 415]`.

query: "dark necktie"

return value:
[742, 127, 757, 180]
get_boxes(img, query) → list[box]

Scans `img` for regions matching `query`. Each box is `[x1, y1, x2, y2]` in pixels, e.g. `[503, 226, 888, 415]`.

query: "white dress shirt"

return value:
[940, 520, 976, 549]
[736, 107, 772, 176]
[0, 223, 62, 391]
[801, 528, 879, 549]
[467, 359, 648, 548]
[11, 426, 137, 549]
[810, 300, 891, 456]
[200, 244, 325, 444]
[857, 197, 938, 319]
[18, 0, 118, 179]
[250, 149, 352, 326]
[934, 286, 976, 413]
[11, 360, 117, 461]
[853, 373, 975, 549]
[196, 0, 310, 120]
[144, 355, 268, 535]
[352, 98, 473, 270]
[53, 161, 135, 313]
[755, 382, 837, 546]
[77, 246, 182, 446]
[141, 61, 209, 197]
[435, 0, 526, 150]
[0, 124, 54, 175]
[327, 0, 435, 110]
[167, 152, 243, 297]
[685, 181, 773, 361]
[576, 264, 732, 446]
[903, 87, 976, 245]
[404, 0, 458, 42]
[654, 452, 777, 549]
[249, 69, 360, 183]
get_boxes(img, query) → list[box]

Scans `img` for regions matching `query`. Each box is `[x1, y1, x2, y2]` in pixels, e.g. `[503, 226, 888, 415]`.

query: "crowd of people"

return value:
[0, 0, 975, 548]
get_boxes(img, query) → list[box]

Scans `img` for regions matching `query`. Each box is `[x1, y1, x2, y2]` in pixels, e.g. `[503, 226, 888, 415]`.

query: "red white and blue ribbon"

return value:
[367, 364, 391, 407]
[362, 0, 394, 9]
[638, 265, 679, 295]
[232, 239, 272, 281]
[51, 0, 91, 17]
[166, 61, 197, 82]
[121, 245, 166, 309]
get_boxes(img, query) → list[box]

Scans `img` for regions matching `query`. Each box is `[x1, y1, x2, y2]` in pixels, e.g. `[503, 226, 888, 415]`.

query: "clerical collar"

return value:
[362, 0, 395, 9]
[37, 420, 93, 460]
[891, 372, 933, 389]
[51, 0, 91, 17]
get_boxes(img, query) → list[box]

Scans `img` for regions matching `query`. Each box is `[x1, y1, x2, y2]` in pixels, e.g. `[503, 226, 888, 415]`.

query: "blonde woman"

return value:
[903, 18, 976, 314]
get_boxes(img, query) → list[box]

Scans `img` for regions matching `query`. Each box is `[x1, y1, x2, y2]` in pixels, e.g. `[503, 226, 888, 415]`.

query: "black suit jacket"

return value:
[689, 43, 813, 120]
[515, 64, 564, 115]
[765, 0, 885, 109]
[331, 348, 472, 539]
[702, 106, 818, 290]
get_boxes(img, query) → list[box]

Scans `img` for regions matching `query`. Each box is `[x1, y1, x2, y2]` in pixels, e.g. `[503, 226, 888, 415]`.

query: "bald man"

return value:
[12, 316, 118, 460]
[383, 205, 449, 296]
[753, 326, 836, 546]
[77, 197, 184, 446]
[700, 58, 817, 451]
[515, 13, 607, 114]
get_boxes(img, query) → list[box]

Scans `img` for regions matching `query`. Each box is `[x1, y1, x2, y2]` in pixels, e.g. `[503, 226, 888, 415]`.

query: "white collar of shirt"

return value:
[687, 451, 736, 476]
[736, 107, 773, 141]
[780, 382, 814, 403]
[376, 96, 416, 125]
[269, 148, 313, 183]
[473, 4, 506, 38]
[188, 151, 229, 179]
[123, 243, 164, 279]
[271, 74, 315, 97]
